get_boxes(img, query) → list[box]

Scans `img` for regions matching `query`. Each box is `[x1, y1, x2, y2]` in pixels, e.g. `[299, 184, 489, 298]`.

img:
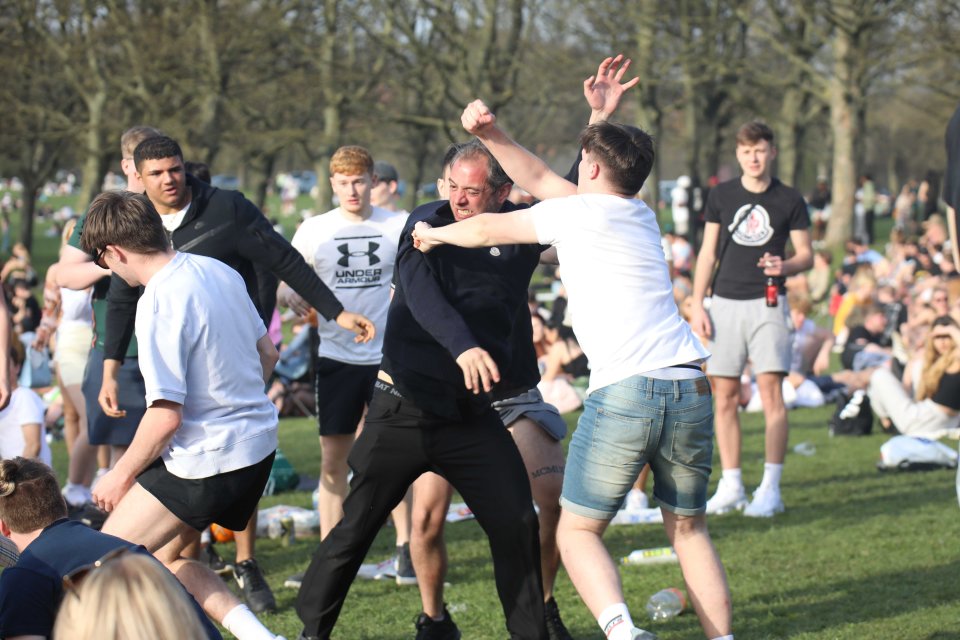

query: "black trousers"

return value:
[296, 386, 547, 639]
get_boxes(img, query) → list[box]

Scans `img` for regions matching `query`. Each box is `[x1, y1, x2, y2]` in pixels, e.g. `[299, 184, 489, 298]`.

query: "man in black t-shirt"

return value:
[690, 121, 812, 518]
[840, 305, 891, 370]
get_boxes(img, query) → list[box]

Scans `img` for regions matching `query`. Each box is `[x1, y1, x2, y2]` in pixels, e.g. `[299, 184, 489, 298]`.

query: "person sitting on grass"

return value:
[55, 550, 212, 640]
[0, 339, 52, 465]
[0, 457, 221, 640]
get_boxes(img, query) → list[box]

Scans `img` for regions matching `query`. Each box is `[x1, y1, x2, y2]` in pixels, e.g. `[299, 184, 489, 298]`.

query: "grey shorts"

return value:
[707, 295, 793, 377]
[492, 388, 567, 441]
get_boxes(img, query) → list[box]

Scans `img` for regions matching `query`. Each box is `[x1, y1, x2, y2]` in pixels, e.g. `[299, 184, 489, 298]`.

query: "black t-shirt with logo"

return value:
[704, 177, 809, 300]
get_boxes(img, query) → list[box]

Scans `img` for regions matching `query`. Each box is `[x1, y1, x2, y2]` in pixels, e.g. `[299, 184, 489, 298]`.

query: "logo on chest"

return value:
[337, 241, 380, 267]
[730, 204, 774, 247]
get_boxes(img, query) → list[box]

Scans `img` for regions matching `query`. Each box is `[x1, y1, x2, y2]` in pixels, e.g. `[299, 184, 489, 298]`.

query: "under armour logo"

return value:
[337, 242, 380, 267]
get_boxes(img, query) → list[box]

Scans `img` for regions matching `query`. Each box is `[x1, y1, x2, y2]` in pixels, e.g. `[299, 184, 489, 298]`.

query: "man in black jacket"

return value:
[88, 136, 374, 614]
[295, 142, 548, 640]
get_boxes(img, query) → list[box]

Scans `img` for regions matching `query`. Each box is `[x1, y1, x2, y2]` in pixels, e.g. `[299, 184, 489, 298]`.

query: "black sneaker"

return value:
[67, 502, 107, 531]
[414, 606, 461, 640]
[234, 558, 277, 613]
[395, 543, 417, 586]
[544, 597, 574, 640]
[201, 543, 234, 576]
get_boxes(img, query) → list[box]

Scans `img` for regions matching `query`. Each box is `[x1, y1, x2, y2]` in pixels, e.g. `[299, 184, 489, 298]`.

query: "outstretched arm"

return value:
[462, 100, 576, 201]
[413, 211, 539, 253]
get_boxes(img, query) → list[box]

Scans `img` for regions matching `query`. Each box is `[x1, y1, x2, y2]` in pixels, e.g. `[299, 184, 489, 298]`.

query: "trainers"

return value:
[234, 558, 277, 613]
[201, 543, 234, 576]
[630, 628, 658, 640]
[743, 485, 785, 518]
[624, 488, 649, 512]
[705, 478, 748, 515]
[414, 606, 461, 640]
[284, 571, 305, 589]
[61, 483, 91, 508]
[544, 597, 573, 640]
[395, 543, 418, 586]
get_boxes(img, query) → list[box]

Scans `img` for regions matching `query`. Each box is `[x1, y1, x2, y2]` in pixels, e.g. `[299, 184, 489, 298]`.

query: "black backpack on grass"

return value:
[828, 390, 873, 436]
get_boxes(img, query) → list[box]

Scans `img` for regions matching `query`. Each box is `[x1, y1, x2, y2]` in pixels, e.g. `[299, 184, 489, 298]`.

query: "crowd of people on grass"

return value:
[0, 54, 956, 640]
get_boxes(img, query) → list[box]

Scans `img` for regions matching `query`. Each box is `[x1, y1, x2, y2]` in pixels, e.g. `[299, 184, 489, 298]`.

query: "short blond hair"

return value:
[54, 552, 209, 640]
[120, 126, 163, 159]
[330, 145, 373, 176]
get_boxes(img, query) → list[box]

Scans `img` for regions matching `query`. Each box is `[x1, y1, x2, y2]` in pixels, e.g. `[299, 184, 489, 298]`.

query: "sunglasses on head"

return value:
[62, 546, 132, 597]
[93, 246, 110, 270]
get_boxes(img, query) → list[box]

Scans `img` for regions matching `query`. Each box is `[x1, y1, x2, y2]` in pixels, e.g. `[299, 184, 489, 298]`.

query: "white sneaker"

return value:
[630, 627, 658, 639]
[61, 483, 91, 508]
[624, 488, 649, 512]
[705, 478, 748, 515]
[743, 485, 785, 518]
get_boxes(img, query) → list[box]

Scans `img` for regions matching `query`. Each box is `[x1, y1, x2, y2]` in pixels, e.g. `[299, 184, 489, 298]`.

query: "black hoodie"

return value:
[102, 174, 344, 360]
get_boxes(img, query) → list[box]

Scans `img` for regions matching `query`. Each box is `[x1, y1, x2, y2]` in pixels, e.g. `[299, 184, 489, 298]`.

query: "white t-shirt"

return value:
[0, 387, 50, 465]
[291, 206, 406, 365]
[530, 193, 710, 393]
[136, 253, 278, 479]
[160, 203, 190, 233]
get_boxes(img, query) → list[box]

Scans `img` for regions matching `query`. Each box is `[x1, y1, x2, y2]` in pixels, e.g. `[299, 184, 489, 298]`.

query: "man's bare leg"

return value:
[508, 418, 564, 600]
[755, 372, 788, 465]
[556, 510, 622, 616]
[661, 511, 732, 638]
[411, 472, 454, 618]
[318, 433, 355, 539]
[102, 484, 278, 639]
[392, 488, 413, 547]
[711, 376, 743, 470]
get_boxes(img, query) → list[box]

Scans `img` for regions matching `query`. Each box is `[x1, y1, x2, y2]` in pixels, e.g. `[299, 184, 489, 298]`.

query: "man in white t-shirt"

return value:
[0, 340, 51, 465]
[280, 146, 411, 580]
[414, 100, 733, 640]
[78, 190, 285, 640]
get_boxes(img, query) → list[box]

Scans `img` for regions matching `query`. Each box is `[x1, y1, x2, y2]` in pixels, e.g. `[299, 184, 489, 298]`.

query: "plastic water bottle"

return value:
[620, 546, 678, 566]
[793, 441, 816, 456]
[645, 587, 686, 621]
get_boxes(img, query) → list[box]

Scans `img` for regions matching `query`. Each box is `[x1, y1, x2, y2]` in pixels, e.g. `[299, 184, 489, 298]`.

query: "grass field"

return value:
[19, 192, 959, 637]
[48, 404, 960, 639]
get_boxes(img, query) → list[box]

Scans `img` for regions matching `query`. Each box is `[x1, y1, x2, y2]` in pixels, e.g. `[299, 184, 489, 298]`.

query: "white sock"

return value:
[712, 635, 734, 640]
[721, 468, 743, 489]
[598, 602, 634, 640]
[760, 463, 783, 490]
[222, 604, 276, 640]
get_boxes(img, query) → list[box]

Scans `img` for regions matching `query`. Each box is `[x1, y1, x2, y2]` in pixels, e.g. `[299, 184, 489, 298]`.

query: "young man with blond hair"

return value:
[280, 146, 410, 579]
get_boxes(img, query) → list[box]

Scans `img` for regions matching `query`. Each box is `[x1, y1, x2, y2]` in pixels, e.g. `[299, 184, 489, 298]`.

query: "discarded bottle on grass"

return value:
[645, 587, 686, 621]
[621, 546, 678, 566]
[267, 516, 295, 546]
[793, 441, 816, 456]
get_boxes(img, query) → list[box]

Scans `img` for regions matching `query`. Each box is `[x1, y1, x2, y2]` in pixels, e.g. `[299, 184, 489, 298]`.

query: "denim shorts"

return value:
[560, 374, 714, 519]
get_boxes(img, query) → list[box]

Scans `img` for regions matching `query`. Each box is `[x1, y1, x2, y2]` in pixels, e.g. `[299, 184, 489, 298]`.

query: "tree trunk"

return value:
[18, 182, 39, 251]
[76, 89, 109, 212]
[824, 29, 856, 248]
[778, 86, 802, 188]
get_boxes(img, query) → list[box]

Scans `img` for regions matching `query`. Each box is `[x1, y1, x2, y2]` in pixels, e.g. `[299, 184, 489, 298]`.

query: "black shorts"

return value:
[315, 358, 378, 436]
[83, 347, 147, 446]
[136, 451, 275, 531]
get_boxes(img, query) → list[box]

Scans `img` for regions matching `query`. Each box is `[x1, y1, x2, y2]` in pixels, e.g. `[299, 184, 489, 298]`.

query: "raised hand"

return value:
[461, 99, 497, 136]
[584, 54, 640, 123]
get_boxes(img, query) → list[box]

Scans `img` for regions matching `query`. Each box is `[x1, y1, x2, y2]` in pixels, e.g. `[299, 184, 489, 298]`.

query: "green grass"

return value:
[46, 406, 960, 639]
[23, 194, 960, 637]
